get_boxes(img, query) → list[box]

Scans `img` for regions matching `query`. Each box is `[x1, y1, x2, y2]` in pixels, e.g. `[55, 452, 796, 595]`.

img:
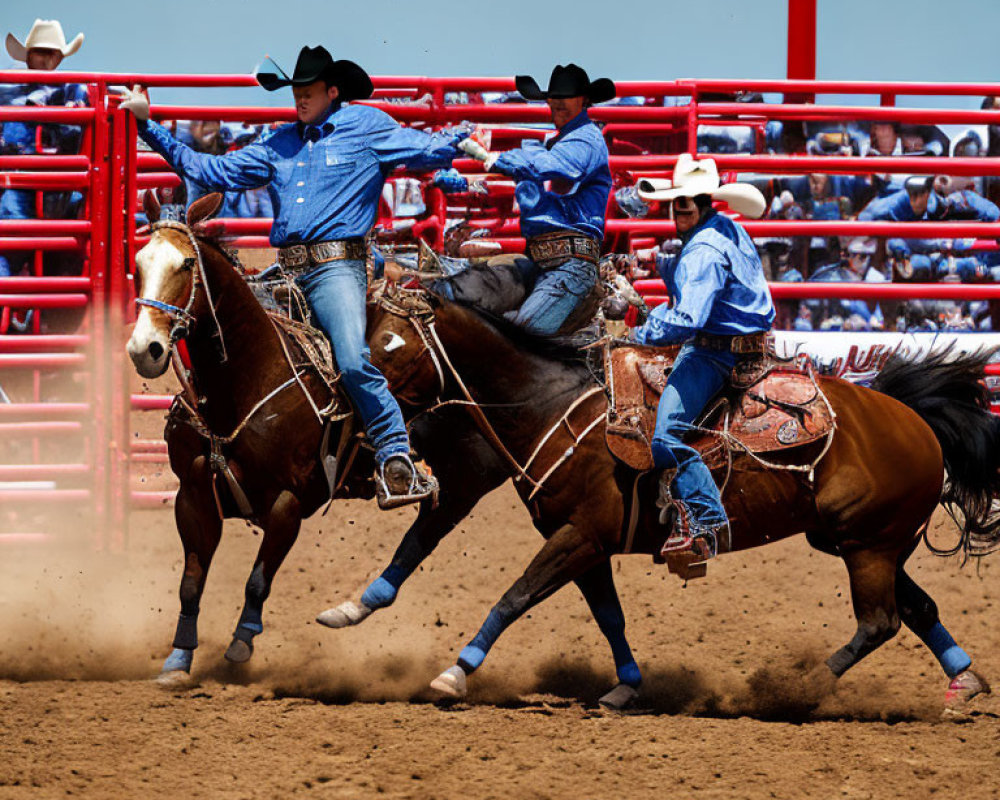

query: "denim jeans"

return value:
[651, 343, 738, 527]
[509, 257, 597, 336]
[295, 259, 409, 464]
[0, 189, 34, 278]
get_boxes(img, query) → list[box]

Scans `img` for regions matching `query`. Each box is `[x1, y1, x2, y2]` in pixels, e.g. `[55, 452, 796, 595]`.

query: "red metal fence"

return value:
[2, 70, 1000, 547]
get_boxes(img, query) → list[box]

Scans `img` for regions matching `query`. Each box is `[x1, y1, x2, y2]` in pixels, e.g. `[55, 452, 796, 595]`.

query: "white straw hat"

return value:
[637, 153, 767, 219]
[6, 19, 84, 62]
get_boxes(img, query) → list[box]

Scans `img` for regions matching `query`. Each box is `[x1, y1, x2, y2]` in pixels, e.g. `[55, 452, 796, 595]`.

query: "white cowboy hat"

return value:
[6, 19, 84, 62]
[637, 153, 767, 219]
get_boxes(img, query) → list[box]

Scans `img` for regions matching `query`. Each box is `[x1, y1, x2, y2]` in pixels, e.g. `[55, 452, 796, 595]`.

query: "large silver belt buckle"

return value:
[281, 244, 309, 268]
[310, 241, 345, 262]
[531, 238, 567, 263]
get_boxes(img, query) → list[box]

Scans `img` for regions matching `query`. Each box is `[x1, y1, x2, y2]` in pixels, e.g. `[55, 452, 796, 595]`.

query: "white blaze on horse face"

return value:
[127, 235, 188, 377]
[383, 332, 406, 353]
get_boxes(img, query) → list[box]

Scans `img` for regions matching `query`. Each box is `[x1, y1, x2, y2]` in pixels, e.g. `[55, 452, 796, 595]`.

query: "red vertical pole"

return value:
[88, 79, 110, 550]
[107, 101, 133, 550]
[787, 0, 817, 81]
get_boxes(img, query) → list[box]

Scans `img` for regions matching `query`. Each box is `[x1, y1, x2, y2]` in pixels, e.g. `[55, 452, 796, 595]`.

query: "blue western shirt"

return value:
[137, 103, 463, 246]
[858, 188, 1000, 223]
[0, 82, 89, 155]
[492, 110, 611, 240]
[633, 210, 776, 345]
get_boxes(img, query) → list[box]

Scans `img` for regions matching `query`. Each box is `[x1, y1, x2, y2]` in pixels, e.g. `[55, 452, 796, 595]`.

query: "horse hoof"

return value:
[315, 601, 373, 629]
[599, 683, 640, 711]
[430, 665, 467, 698]
[156, 670, 195, 689]
[224, 638, 253, 664]
[943, 669, 991, 716]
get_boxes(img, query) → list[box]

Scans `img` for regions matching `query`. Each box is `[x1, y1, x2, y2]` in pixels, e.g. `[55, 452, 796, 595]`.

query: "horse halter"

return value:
[134, 219, 228, 362]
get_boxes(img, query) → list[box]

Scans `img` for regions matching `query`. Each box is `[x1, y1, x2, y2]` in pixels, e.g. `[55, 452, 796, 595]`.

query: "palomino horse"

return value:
[355, 288, 999, 707]
[126, 193, 510, 684]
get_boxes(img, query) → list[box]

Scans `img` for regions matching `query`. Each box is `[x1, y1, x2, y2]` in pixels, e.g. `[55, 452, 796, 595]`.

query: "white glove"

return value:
[120, 85, 150, 122]
[457, 137, 489, 161]
[483, 152, 500, 172]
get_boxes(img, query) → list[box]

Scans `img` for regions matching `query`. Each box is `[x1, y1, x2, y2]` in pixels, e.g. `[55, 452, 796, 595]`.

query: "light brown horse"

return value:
[363, 289, 1000, 708]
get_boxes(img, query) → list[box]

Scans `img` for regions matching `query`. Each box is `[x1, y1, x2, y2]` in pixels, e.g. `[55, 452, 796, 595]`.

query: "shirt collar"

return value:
[546, 109, 591, 149]
[298, 102, 340, 141]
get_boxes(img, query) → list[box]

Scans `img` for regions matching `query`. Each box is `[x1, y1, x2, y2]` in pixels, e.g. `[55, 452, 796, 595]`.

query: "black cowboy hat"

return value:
[256, 45, 374, 102]
[514, 64, 616, 105]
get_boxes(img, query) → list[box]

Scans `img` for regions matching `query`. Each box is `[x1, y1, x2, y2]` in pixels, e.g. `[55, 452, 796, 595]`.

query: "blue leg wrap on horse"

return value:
[590, 597, 640, 686]
[361, 564, 407, 609]
[162, 648, 193, 673]
[617, 661, 642, 688]
[172, 613, 198, 650]
[922, 622, 972, 678]
[458, 606, 509, 672]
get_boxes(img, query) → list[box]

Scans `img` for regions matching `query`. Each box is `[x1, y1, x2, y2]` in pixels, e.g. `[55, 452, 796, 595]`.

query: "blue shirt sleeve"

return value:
[632, 244, 727, 345]
[493, 135, 595, 183]
[858, 192, 907, 221]
[138, 119, 274, 191]
[944, 191, 1000, 222]
[365, 110, 461, 170]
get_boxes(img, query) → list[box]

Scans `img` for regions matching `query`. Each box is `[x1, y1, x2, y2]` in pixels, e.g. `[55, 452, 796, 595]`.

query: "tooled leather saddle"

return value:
[604, 342, 835, 472]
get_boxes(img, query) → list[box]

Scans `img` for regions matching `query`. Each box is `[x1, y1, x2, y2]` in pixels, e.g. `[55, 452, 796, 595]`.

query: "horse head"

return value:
[127, 191, 224, 378]
[367, 285, 448, 408]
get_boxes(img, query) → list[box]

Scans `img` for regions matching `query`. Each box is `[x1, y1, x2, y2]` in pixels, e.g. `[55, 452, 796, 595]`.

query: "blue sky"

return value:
[4, 0, 998, 109]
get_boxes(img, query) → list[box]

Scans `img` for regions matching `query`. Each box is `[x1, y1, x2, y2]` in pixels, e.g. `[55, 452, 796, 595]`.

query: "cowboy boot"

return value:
[657, 471, 726, 562]
[376, 453, 439, 510]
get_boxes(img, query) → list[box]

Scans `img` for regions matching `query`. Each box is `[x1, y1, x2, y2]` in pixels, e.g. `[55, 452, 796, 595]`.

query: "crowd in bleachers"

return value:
[3, 19, 1000, 335]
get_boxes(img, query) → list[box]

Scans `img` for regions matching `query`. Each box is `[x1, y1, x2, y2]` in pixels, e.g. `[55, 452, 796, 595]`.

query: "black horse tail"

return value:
[870, 344, 1000, 558]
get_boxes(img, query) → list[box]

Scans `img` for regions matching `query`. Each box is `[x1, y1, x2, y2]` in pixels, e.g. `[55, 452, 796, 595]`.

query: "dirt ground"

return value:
[1, 488, 998, 799]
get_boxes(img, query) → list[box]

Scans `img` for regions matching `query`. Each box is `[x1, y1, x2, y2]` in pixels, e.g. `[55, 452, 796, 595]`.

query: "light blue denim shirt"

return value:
[492, 110, 611, 240]
[138, 103, 462, 245]
[858, 188, 1000, 223]
[633, 210, 775, 345]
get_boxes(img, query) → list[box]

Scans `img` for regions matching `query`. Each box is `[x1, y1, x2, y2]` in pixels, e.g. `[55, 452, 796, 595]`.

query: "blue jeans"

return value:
[295, 259, 409, 464]
[0, 189, 34, 278]
[651, 344, 737, 527]
[509, 257, 597, 336]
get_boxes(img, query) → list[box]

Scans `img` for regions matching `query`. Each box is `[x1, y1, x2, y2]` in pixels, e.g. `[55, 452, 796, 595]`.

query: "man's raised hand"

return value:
[119, 85, 150, 121]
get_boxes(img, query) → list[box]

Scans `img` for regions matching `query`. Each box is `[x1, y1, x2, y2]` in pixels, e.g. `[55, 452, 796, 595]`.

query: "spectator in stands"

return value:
[1, 20, 88, 285]
[771, 172, 872, 277]
[900, 124, 948, 157]
[859, 175, 999, 284]
[807, 236, 886, 330]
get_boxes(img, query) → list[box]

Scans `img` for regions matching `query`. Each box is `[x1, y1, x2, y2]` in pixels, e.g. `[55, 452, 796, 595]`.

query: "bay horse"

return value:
[126, 193, 510, 685]
[354, 288, 1000, 708]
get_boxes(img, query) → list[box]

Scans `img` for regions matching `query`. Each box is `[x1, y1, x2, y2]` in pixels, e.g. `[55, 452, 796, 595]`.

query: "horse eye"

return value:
[180, 257, 196, 272]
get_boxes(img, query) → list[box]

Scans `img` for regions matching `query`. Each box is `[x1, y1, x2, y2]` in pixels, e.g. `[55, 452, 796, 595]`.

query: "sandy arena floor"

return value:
[1, 486, 998, 799]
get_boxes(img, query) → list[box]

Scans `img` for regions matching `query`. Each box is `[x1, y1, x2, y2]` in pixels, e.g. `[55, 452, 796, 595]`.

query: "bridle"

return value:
[135, 219, 228, 362]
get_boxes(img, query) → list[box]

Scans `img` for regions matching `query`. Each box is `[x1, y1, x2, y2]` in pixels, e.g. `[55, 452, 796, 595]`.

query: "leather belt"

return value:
[526, 232, 601, 267]
[693, 331, 772, 355]
[277, 239, 367, 271]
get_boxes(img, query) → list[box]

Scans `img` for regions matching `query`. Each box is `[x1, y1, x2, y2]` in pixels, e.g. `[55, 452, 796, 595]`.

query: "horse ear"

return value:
[186, 192, 223, 227]
[143, 189, 161, 224]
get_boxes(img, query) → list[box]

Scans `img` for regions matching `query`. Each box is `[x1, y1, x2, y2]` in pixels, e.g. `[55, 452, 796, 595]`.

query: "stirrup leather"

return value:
[374, 454, 440, 510]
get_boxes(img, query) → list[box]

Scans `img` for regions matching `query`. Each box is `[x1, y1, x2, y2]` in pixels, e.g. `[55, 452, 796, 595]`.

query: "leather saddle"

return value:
[605, 343, 834, 471]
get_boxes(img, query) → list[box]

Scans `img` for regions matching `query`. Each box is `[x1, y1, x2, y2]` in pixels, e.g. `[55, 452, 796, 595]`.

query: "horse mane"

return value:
[447, 295, 600, 367]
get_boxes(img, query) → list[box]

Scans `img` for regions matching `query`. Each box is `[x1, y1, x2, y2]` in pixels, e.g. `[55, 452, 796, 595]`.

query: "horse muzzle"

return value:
[127, 329, 171, 378]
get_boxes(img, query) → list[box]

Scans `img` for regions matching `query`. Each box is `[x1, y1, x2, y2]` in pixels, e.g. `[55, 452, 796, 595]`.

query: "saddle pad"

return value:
[605, 344, 834, 471]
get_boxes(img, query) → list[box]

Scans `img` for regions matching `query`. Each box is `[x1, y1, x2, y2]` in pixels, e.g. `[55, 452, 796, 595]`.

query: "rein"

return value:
[379, 290, 604, 497]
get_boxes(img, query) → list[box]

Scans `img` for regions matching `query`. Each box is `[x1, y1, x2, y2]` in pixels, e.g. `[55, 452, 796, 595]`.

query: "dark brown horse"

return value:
[360, 288, 1000, 708]
[126, 194, 510, 685]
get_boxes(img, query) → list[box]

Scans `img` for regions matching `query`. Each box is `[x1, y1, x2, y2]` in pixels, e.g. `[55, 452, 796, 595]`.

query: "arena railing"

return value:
[4, 71, 1000, 546]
